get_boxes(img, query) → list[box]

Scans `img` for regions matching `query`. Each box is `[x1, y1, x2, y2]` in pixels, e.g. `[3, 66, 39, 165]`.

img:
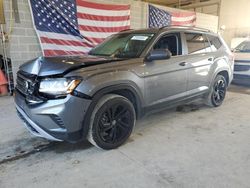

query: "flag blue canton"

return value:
[30, 0, 81, 37]
[148, 4, 171, 28]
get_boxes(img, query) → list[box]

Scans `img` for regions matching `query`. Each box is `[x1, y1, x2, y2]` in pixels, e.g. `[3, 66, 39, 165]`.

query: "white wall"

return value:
[186, 3, 219, 16]
[219, 0, 250, 45]
[1, 0, 42, 80]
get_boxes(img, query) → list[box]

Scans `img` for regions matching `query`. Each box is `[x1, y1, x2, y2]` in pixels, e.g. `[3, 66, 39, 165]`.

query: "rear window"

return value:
[207, 35, 222, 51]
[185, 33, 211, 54]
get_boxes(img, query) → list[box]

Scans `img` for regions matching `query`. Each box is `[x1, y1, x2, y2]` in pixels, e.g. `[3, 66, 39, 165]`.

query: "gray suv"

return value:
[15, 26, 234, 149]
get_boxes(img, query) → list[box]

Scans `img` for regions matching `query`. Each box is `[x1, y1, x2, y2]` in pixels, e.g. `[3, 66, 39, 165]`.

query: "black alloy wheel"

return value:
[208, 75, 227, 107]
[213, 79, 226, 105]
[98, 103, 133, 144]
[88, 94, 135, 150]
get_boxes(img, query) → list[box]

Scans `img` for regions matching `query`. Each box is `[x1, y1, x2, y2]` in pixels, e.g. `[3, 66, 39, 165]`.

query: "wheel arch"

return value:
[209, 67, 230, 89]
[211, 55, 233, 87]
[81, 84, 144, 139]
[92, 84, 143, 118]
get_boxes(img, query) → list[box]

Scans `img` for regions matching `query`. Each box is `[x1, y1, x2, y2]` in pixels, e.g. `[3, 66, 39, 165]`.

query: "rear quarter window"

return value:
[207, 35, 222, 51]
[185, 33, 211, 54]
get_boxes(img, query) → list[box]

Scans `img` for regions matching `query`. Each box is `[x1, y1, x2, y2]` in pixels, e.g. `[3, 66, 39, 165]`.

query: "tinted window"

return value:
[154, 34, 180, 56]
[185, 33, 211, 54]
[207, 35, 222, 51]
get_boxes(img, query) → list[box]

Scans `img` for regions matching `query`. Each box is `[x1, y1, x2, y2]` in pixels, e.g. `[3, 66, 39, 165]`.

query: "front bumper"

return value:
[233, 61, 250, 86]
[16, 104, 62, 141]
[233, 73, 250, 86]
[14, 90, 92, 142]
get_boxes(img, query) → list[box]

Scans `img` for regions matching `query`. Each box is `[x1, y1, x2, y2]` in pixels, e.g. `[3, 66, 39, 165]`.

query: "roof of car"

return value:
[120, 26, 215, 34]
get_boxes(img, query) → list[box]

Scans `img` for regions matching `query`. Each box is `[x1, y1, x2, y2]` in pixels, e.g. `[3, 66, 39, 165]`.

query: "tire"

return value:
[206, 74, 227, 107]
[87, 94, 136, 150]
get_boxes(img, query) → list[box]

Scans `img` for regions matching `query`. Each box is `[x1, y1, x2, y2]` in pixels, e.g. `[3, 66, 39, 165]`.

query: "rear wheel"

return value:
[206, 74, 227, 107]
[87, 94, 136, 150]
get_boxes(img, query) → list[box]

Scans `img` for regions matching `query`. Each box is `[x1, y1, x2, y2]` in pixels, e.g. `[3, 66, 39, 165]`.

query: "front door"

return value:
[144, 33, 188, 107]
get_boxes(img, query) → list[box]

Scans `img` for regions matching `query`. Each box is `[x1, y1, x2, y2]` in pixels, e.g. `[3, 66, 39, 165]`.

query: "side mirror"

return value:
[146, 49, 171, 61]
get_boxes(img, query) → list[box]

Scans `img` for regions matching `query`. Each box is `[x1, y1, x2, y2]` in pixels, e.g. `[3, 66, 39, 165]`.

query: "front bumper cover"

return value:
[16, 104, 62, 141]
[14, 90, 92, 142]
[233, 73, 250, 86]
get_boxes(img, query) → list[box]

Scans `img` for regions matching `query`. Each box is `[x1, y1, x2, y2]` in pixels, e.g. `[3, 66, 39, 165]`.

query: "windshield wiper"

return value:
[88, 52, 110, 56]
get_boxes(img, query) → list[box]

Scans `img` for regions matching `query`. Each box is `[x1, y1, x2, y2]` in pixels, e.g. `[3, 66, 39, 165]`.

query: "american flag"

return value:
[148, 4, 171, 28]
[29, 0, 130, 56]
[148, 4, 196, 28]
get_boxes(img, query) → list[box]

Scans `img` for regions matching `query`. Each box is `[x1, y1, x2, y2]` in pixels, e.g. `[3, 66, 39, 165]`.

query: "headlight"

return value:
[39, 78, 81, 96]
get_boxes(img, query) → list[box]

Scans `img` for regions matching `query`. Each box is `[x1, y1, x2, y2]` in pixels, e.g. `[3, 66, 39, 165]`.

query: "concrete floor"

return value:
[0, 85, 250, 188]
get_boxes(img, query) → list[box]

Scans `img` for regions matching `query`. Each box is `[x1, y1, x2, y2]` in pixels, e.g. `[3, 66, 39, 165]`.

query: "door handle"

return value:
[208, 57, 213, 61]
[179, 62, 187, 66]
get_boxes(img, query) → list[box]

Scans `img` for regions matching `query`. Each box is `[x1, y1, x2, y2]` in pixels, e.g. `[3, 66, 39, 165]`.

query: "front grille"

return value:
[16, 71, 37, 96]
[235, 60, 250, 63]
[234, 64, 250, 71]
[233, 74, 250, 79]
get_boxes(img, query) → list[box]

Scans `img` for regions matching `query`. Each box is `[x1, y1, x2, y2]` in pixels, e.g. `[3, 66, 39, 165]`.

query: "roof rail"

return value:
[160, 25, 212, 32]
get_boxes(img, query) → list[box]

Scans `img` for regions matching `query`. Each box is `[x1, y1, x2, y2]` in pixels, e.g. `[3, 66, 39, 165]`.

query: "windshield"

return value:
[235, 41, 250, 52]
[89, 33, 155, 58]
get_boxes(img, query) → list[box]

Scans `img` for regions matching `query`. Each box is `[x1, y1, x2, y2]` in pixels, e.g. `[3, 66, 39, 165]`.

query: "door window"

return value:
[185, 33, 211, 54]
[153, 34, 181, 56]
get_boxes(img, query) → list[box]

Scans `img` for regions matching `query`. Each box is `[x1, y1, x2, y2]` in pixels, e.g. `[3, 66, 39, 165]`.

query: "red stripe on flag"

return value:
[44, 50, 86, 57]
[77, 13, 130, 22]
[171, 11, 196, 26]
[76, 0, 130, 10]
[40, 37, 94, 48]
[85, 37, 105, 44]
[171, 18, 196, 26]
[79, 25, 130, 33]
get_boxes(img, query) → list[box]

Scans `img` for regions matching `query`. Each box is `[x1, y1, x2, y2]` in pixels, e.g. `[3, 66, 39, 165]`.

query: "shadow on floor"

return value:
[47, 140, 93, 154]
[228, 84, 250, 95]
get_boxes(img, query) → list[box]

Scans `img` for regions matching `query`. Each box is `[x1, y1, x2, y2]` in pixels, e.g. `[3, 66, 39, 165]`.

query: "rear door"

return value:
[183, 32, 213, 96]
[144, 32, 189, 107]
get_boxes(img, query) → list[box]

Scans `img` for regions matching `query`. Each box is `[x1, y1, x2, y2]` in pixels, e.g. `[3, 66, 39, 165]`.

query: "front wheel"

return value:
[87, 94, 136, 150]
[206, 74, 227, 107]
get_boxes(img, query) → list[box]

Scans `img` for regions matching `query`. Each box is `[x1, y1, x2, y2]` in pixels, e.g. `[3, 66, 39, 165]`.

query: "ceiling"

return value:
[142, 0, 213, 8]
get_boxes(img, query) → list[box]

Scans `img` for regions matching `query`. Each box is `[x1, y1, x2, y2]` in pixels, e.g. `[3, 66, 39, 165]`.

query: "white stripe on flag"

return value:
[37, 31, 83, 42]
[77, 6, 130, 17]
[78, 19, 130, 27]
[79, 30, 115, 39]
[172, 15, 196, 22]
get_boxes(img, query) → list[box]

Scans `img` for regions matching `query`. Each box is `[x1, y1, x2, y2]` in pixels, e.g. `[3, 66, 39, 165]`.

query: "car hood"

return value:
[19, 55, 125, 77]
